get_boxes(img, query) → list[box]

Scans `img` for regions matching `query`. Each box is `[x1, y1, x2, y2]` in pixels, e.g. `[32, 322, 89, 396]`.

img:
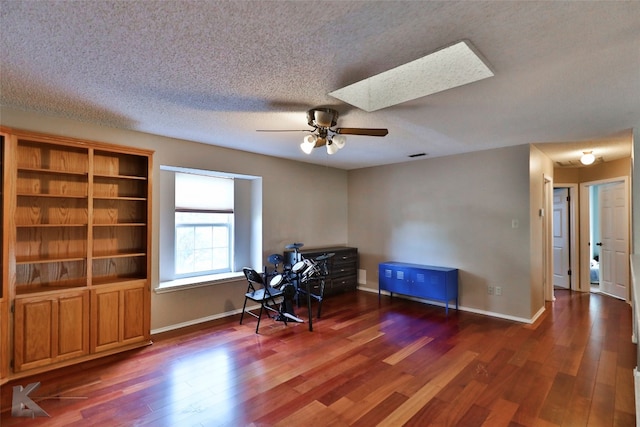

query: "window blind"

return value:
[175, 172, 234, 213]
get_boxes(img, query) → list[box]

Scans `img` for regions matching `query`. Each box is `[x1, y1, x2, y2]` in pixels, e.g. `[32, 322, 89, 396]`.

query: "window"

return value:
[158, 165, 262, 291]
[175, 213, 231, 275]
[174, 173, 234, 277]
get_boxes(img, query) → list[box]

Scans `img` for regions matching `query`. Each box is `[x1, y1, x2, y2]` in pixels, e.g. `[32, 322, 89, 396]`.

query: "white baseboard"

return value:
[151, 305, 258, 335]
[461, 304, 542, 324]
[154, 287, 545, 335]
[358, 286, 541, 324]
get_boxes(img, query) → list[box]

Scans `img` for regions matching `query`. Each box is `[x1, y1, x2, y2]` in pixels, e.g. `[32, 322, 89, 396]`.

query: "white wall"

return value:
[633, 129, 639, 253]
[348, 144, 536, 321]
[6, 106, 626, 328]
[1, 107, 349, 331]
[629, 130, 639, 424]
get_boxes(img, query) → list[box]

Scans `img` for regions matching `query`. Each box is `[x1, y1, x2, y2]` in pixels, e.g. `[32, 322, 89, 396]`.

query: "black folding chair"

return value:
[240, 267, 286, 333]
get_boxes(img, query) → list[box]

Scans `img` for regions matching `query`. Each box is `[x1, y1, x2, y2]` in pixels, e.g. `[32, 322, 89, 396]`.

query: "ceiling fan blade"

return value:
[336, 128, 388, 137]
[256, 129, 310, 132]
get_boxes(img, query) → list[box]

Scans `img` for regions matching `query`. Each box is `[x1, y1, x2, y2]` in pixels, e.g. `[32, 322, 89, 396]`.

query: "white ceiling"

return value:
[1, 1, 638, 170]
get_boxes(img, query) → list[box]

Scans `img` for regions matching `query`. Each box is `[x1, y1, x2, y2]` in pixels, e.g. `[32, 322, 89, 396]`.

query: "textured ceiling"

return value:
[1, 1, 638, 170]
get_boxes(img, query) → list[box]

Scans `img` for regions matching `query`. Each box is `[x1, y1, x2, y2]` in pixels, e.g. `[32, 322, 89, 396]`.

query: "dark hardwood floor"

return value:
[1, 289, 636, 426]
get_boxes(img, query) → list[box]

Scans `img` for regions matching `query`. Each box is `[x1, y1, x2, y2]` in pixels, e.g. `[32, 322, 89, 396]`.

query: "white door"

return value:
[553, 188, 570, 289]
[598, 181, 629, 300]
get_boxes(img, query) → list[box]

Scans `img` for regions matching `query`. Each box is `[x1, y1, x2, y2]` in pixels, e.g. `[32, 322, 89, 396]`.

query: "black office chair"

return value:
[240, 267, 286, 333]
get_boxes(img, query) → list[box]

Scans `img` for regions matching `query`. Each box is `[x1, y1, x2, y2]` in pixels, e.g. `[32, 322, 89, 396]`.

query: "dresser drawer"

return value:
[332, 250, 358, 266]
[329, 274, 357, 293]
[284, 246, 358, 295]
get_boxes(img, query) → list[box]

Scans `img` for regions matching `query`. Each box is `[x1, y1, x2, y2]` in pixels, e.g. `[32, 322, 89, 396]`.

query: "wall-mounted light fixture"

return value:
[580, 151, 595, 165]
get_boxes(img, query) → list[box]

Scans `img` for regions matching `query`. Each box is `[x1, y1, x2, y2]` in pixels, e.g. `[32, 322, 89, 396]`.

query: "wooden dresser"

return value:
[284, 246, 358, 296]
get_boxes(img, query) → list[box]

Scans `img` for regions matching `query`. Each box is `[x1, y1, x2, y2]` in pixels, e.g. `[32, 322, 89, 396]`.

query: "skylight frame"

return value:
[329, 40, 494, 112]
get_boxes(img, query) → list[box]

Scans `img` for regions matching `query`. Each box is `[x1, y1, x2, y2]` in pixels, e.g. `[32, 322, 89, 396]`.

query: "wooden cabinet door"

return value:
[14, 291, 89, 372]
[91, 281, 149, 353]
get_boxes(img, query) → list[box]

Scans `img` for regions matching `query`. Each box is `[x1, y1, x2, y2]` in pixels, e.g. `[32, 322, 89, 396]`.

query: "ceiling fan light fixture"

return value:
[332, 134, 347, 149]
[326, 141, 339, 155]
[262, 107, 387, 156]
[300, 134, 316, 154]
[580, 151, 595, 165]
[300, 141, 314, 154]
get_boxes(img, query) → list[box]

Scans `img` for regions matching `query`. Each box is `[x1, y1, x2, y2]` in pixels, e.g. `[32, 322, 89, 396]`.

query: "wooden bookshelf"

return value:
[0, 132, 7, 382]
[0, 127, 153, 378]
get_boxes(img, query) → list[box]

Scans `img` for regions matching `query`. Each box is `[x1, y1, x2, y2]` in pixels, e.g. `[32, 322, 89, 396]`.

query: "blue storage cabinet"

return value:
[379, 262, 459, 314]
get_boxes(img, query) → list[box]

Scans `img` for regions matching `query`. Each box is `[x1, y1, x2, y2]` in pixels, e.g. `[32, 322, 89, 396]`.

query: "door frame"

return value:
[543, 175, 553, 302]
[579, 176, 630, 298]
[553, 184, 578, 293]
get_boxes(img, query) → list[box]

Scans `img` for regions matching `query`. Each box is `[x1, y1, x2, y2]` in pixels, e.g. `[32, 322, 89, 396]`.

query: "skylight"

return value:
[329, 40, 494, 112]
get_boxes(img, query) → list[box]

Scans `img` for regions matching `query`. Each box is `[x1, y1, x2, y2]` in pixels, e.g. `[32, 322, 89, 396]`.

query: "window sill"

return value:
[155, 272, 245, 294]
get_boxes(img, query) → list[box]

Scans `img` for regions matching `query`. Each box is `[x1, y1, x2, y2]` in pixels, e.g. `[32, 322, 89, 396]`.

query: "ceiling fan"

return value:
[258, 107, 388, 155]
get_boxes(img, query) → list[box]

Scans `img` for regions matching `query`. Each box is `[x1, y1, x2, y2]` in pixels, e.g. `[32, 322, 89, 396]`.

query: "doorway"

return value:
[580, 177, 630, 300]
[553, 188, 570, 289]
[552, 185, 578, 295]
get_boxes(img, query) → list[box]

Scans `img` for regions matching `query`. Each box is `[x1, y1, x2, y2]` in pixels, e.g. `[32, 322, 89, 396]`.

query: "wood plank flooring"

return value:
[0, 289, 635, 426]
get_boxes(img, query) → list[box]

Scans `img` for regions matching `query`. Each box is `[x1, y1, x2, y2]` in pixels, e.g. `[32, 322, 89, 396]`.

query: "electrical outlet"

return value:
[495, 286, 502, 296]
[488, 286, 494, 295]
